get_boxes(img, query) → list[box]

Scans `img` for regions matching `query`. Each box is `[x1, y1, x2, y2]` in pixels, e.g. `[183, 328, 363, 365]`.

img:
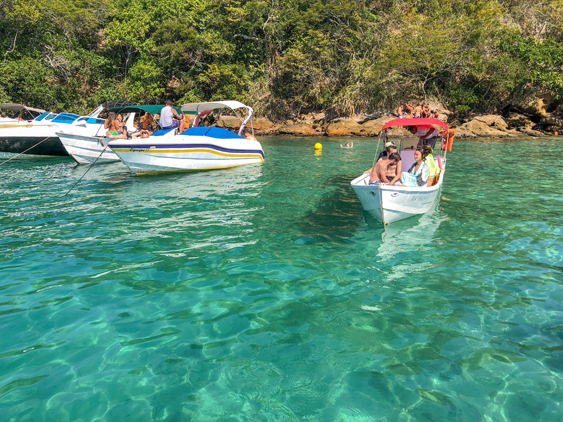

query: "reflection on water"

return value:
[1, 138, 563, 422]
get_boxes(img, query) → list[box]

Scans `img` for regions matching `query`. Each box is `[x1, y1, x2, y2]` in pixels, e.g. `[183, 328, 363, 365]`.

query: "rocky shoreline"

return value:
[217, 98, 562, 138]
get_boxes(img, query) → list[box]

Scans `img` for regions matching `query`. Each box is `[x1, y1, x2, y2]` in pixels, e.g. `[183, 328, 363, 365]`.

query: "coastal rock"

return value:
[506, 113, 534, 130]
[518, 128, 544, 137]
[539, 113, 563, 128]
[454, 127, 478, 138]
[277, 123, 325, 136]
[217, 116, 241, 129]
[325, 118, 363, 137]
[457, 119, 509, 137]
[356, 115, 396, 136]
[474, 114, 508, 131]
[253, 117, 278, 135]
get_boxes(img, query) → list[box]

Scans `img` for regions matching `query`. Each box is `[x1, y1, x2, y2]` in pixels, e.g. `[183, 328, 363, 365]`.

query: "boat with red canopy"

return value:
[351, 117, 454, 224]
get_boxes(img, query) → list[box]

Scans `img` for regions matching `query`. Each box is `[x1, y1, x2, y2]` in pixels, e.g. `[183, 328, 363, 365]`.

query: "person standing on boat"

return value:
[407, 125, 438, 148]
[405, 101, 414, 116]
[414, 103, 423, 118]
[160, 100, 185, 133]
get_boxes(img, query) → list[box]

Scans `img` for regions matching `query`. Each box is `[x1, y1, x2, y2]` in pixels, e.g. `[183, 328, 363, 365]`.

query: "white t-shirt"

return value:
[160, 106, 174, 128]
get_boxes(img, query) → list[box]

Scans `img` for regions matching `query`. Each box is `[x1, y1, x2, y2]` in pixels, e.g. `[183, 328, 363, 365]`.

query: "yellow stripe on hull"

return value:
[111, 148, 264, 161]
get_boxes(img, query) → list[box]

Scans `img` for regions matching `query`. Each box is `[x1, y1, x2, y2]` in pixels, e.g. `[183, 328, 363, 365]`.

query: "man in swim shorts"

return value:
[368, 152, 402, 186]
[160, 100, 185, 132]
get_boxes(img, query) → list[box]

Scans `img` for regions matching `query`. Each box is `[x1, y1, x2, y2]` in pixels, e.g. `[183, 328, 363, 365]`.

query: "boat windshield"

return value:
[51, 113, 81, 124]
[34, 112, 51, 122]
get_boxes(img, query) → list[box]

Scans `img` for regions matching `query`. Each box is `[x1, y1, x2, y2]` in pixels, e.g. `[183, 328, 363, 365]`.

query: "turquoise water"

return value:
[1, 137, 562, 421]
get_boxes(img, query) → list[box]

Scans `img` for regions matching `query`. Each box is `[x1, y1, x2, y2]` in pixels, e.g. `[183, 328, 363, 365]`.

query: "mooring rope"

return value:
[61, 145, 108, 197]
[0, 136, 52, 166]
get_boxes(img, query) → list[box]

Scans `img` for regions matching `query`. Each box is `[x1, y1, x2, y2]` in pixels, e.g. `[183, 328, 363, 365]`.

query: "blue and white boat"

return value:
[58, 104, 183, 165]
[108, 101, 264, 175]
[0, 101, 134, 159]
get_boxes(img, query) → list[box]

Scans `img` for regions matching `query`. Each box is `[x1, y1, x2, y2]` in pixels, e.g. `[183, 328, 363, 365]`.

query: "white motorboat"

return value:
[351, 118, 453, 224]
[0, 101, 134, 159]
[0, 103, 46, 123]
[108, 101, 264, 175]
[57, 104, 184, 165]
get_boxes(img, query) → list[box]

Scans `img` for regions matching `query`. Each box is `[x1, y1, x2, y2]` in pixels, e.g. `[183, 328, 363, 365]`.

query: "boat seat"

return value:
[400, 148, 416, 170]
[151, 128, 176, 136]
[205, 127, 244, 139]
[179, 127, 244, 139]
[179, 127, 211, 136]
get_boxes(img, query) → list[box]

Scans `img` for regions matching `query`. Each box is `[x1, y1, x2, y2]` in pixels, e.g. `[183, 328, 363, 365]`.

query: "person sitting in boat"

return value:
[160, 100, 185, 132]
[107, 126, 128, 139]
[422, 104, 431, 118]
[138, 112, 157, 134]
[407, 125, 438, 148]
[375, 142, 396, 160]
[132, 129, 150, 139]
[341, 142, 354, 148]
[422, 144, 439, 186]
[105, 112, 122, 134]
[244, 129, 257, 141]
[116, 113, 125, 131]
[368, 152, 402, 186]
[401, 148, 429, 187]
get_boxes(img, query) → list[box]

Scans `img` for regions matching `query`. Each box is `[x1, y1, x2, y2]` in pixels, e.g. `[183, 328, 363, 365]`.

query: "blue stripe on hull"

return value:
[112, 143, 265, 159]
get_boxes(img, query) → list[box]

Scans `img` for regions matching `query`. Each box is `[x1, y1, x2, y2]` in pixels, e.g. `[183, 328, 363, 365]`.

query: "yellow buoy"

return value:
[555, 132, 559, 136]
[314, 143, 322, 150]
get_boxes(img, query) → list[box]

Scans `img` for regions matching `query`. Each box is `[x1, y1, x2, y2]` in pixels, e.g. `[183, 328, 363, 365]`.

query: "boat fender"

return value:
[441, 129, 455, 152]
[436, 155, 444, 170]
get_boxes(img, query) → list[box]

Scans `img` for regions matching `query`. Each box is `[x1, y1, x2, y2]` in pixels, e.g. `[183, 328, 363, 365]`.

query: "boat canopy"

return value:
[0, 103, 46, 114]
[181, 101, 250, 114]
[381, 118, 449, 132]
[108, 105, 184, 115]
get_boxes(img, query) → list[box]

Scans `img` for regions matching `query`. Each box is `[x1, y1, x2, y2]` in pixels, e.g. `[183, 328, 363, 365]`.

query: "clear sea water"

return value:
[1, 137, 562, 422]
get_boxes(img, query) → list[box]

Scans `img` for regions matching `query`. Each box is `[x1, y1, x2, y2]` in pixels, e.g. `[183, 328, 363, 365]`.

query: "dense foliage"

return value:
[1, 0, 562, 118]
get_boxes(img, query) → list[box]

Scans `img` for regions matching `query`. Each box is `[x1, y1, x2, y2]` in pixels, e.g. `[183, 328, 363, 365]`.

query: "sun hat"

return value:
[384, 141, 394, 148]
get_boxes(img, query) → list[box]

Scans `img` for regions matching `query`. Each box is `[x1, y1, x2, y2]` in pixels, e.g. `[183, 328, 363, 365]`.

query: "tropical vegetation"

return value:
[1, 0, 562, 119]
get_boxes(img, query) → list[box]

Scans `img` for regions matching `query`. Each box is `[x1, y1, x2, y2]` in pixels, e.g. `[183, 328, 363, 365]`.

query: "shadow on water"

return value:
[296, 173, 365, 243]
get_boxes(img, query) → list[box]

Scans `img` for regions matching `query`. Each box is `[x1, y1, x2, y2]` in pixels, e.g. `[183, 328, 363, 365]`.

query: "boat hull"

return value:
[0, 135, 68, 158]
[351, 172, 444, 223]
[108, 138, 265, 175]
[57, 133, 119, 164]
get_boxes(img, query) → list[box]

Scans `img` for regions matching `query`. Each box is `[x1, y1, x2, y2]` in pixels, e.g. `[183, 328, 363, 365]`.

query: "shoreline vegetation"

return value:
[1, 1, 562, 138]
